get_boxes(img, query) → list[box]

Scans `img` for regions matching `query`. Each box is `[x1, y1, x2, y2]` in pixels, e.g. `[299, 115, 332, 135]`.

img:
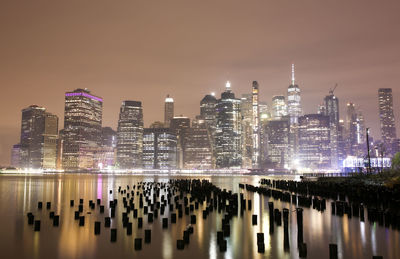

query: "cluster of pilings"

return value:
[260, 179, 400, 231]
[243, 182, 386, 259]
[26, 201, 60, 232]
[24, 178, 389, 258]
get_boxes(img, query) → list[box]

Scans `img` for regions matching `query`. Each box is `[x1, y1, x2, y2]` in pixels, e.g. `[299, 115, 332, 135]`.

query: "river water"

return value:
[0, 173, 398, 259]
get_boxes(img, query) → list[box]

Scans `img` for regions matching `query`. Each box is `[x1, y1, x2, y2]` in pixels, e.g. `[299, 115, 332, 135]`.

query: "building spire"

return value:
[291, 64, 295, 85]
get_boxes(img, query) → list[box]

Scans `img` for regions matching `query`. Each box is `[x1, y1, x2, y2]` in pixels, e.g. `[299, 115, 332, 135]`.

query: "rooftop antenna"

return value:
[291, 64, 295, 85]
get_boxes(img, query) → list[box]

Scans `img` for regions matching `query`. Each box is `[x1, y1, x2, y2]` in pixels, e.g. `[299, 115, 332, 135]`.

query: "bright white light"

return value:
[226, 81, 231, 89]
[211, 92, 215, 96]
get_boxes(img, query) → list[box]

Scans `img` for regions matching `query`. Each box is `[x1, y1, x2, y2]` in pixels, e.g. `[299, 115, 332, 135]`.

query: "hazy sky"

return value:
[1, 0, 400, 165]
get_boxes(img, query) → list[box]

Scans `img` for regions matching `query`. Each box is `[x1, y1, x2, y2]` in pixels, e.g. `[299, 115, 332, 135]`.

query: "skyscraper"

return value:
[164, 95, 174, 127]
[20, 105, 46, 168]
[252, 81, 260, 168]
[215, 81, 242, 168]
[287, 64, 302, 125]
[116, 101, 143, 169]
[42, 112, 59, 169]
[19, 105, 58, 169]
[143, 128, 177, 169]
[184, 117, 213, 169]
[94, 127, 117, 169]
[263, 118, 290, 169]
[324, 89, 339, 168]
[200, 94, 217, 136]
[170, 116, 191, 168]
[10, 144, 22, 168]
[346, 102, 365, 156]
[298, 114, 331, 169]
[378, 88, 397, 155]
[271, 95, 287, 120]
[62, 89, 102, 170]
[241, 94, 253, 168]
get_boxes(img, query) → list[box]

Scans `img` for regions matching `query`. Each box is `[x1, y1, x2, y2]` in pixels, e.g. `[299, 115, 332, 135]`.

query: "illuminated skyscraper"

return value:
[241, 94, 253, 168]
[42, 113, 59, 169]
[200, 94, 217, 165]
[19, 105, 58, 169]
[170, 116, 191, 168]
[298, 114, 331, 169]
[346, 102, 365, 156]
[62, 89, 102, 170]
[287, 64, 302, 124]
[143, 128, 177, 169]
[263, 118, 290, 169]
[252, 81, 260, 168]
[215, 81, 242, 168]
[378, 88, 397, 155]
[184, 117, 213, 169]
[164, 95, 174, 127]
[324, 90, 339, 168]
[272, 95, 287, 119]
[10, 144, 22, 168]
[200, 94, 217, 136]
[94, 127, 117, 169]
[116, 101, 143, 169]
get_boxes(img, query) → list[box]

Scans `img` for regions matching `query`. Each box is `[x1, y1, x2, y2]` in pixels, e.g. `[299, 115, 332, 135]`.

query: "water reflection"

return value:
[0, 174, 398, 259]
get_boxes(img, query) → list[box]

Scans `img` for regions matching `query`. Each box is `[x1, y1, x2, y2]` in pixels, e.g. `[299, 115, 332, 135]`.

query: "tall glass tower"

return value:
[116, 101, 143, 169]
[215, 81, 242, 168]
[164, 95, 174, 127]
[287, 64, 302, 124]
[252, 81, 260, 168]
[62, 88, 103, 170]
[378, 88, 397, 155]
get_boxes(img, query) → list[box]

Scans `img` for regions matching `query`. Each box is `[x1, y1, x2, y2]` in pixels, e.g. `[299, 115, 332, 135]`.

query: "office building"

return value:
[272, 95, 287, 120]
[62, 89, 102, 170]
[263, 118, 290, 169]
[298, 114, 331, 169]
[287, 64, 302, 125]
[184, 117, 213, 169]
[164, 95, 174, 127]
[215, 81, 242, 168]
[143, 128, 177, 169]
[378, 88, 397, 156]
[116, 101, 143, 169]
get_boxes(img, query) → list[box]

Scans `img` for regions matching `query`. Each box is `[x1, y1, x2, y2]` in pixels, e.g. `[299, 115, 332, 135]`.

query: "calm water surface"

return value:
[0, 173, 398, 259]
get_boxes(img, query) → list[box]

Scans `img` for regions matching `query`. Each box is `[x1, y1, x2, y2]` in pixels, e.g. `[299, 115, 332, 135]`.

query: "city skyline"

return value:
[1, 1, 400, 165]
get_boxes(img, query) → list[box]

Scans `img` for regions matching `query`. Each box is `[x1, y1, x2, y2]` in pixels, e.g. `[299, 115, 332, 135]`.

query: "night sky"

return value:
[1, 1, 399, 165]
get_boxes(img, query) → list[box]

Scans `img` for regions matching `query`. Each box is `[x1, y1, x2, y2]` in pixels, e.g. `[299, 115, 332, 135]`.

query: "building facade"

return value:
[184, 117, 213, 169]
[298, 114, 331, 169]
[215, 81, 242, 168]
[116, 101, 143, 169]
[19, 105, 58, 169]
[170, 116, 191, 168]
[378, 88, 397, 156]
[252, 81, 260, 168]
[164, 95, 174, 128]
[143, 128, 177, 169]
[287, 64, 302, 125]
[272, 95, 287, 120]
[324, 92, 339, 168]
[263, 119, 290, 169]
[62, 89, 102, 170]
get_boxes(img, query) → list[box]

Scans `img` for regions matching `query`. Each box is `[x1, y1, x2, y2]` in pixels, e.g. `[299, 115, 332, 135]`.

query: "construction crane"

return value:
[329, 83, 338, 95]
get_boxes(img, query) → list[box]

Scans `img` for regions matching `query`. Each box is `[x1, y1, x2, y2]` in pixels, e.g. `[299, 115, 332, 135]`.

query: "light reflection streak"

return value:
[371, 223, 377, 255]
[162, 225, 173, 259]
[209, 232, 217, 259]
[360, 222, 366, 246]
[97, 175, 102, 200]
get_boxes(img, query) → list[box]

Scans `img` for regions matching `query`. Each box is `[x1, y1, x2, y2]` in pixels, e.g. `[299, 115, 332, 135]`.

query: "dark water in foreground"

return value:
[0, 174, 398, 259]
